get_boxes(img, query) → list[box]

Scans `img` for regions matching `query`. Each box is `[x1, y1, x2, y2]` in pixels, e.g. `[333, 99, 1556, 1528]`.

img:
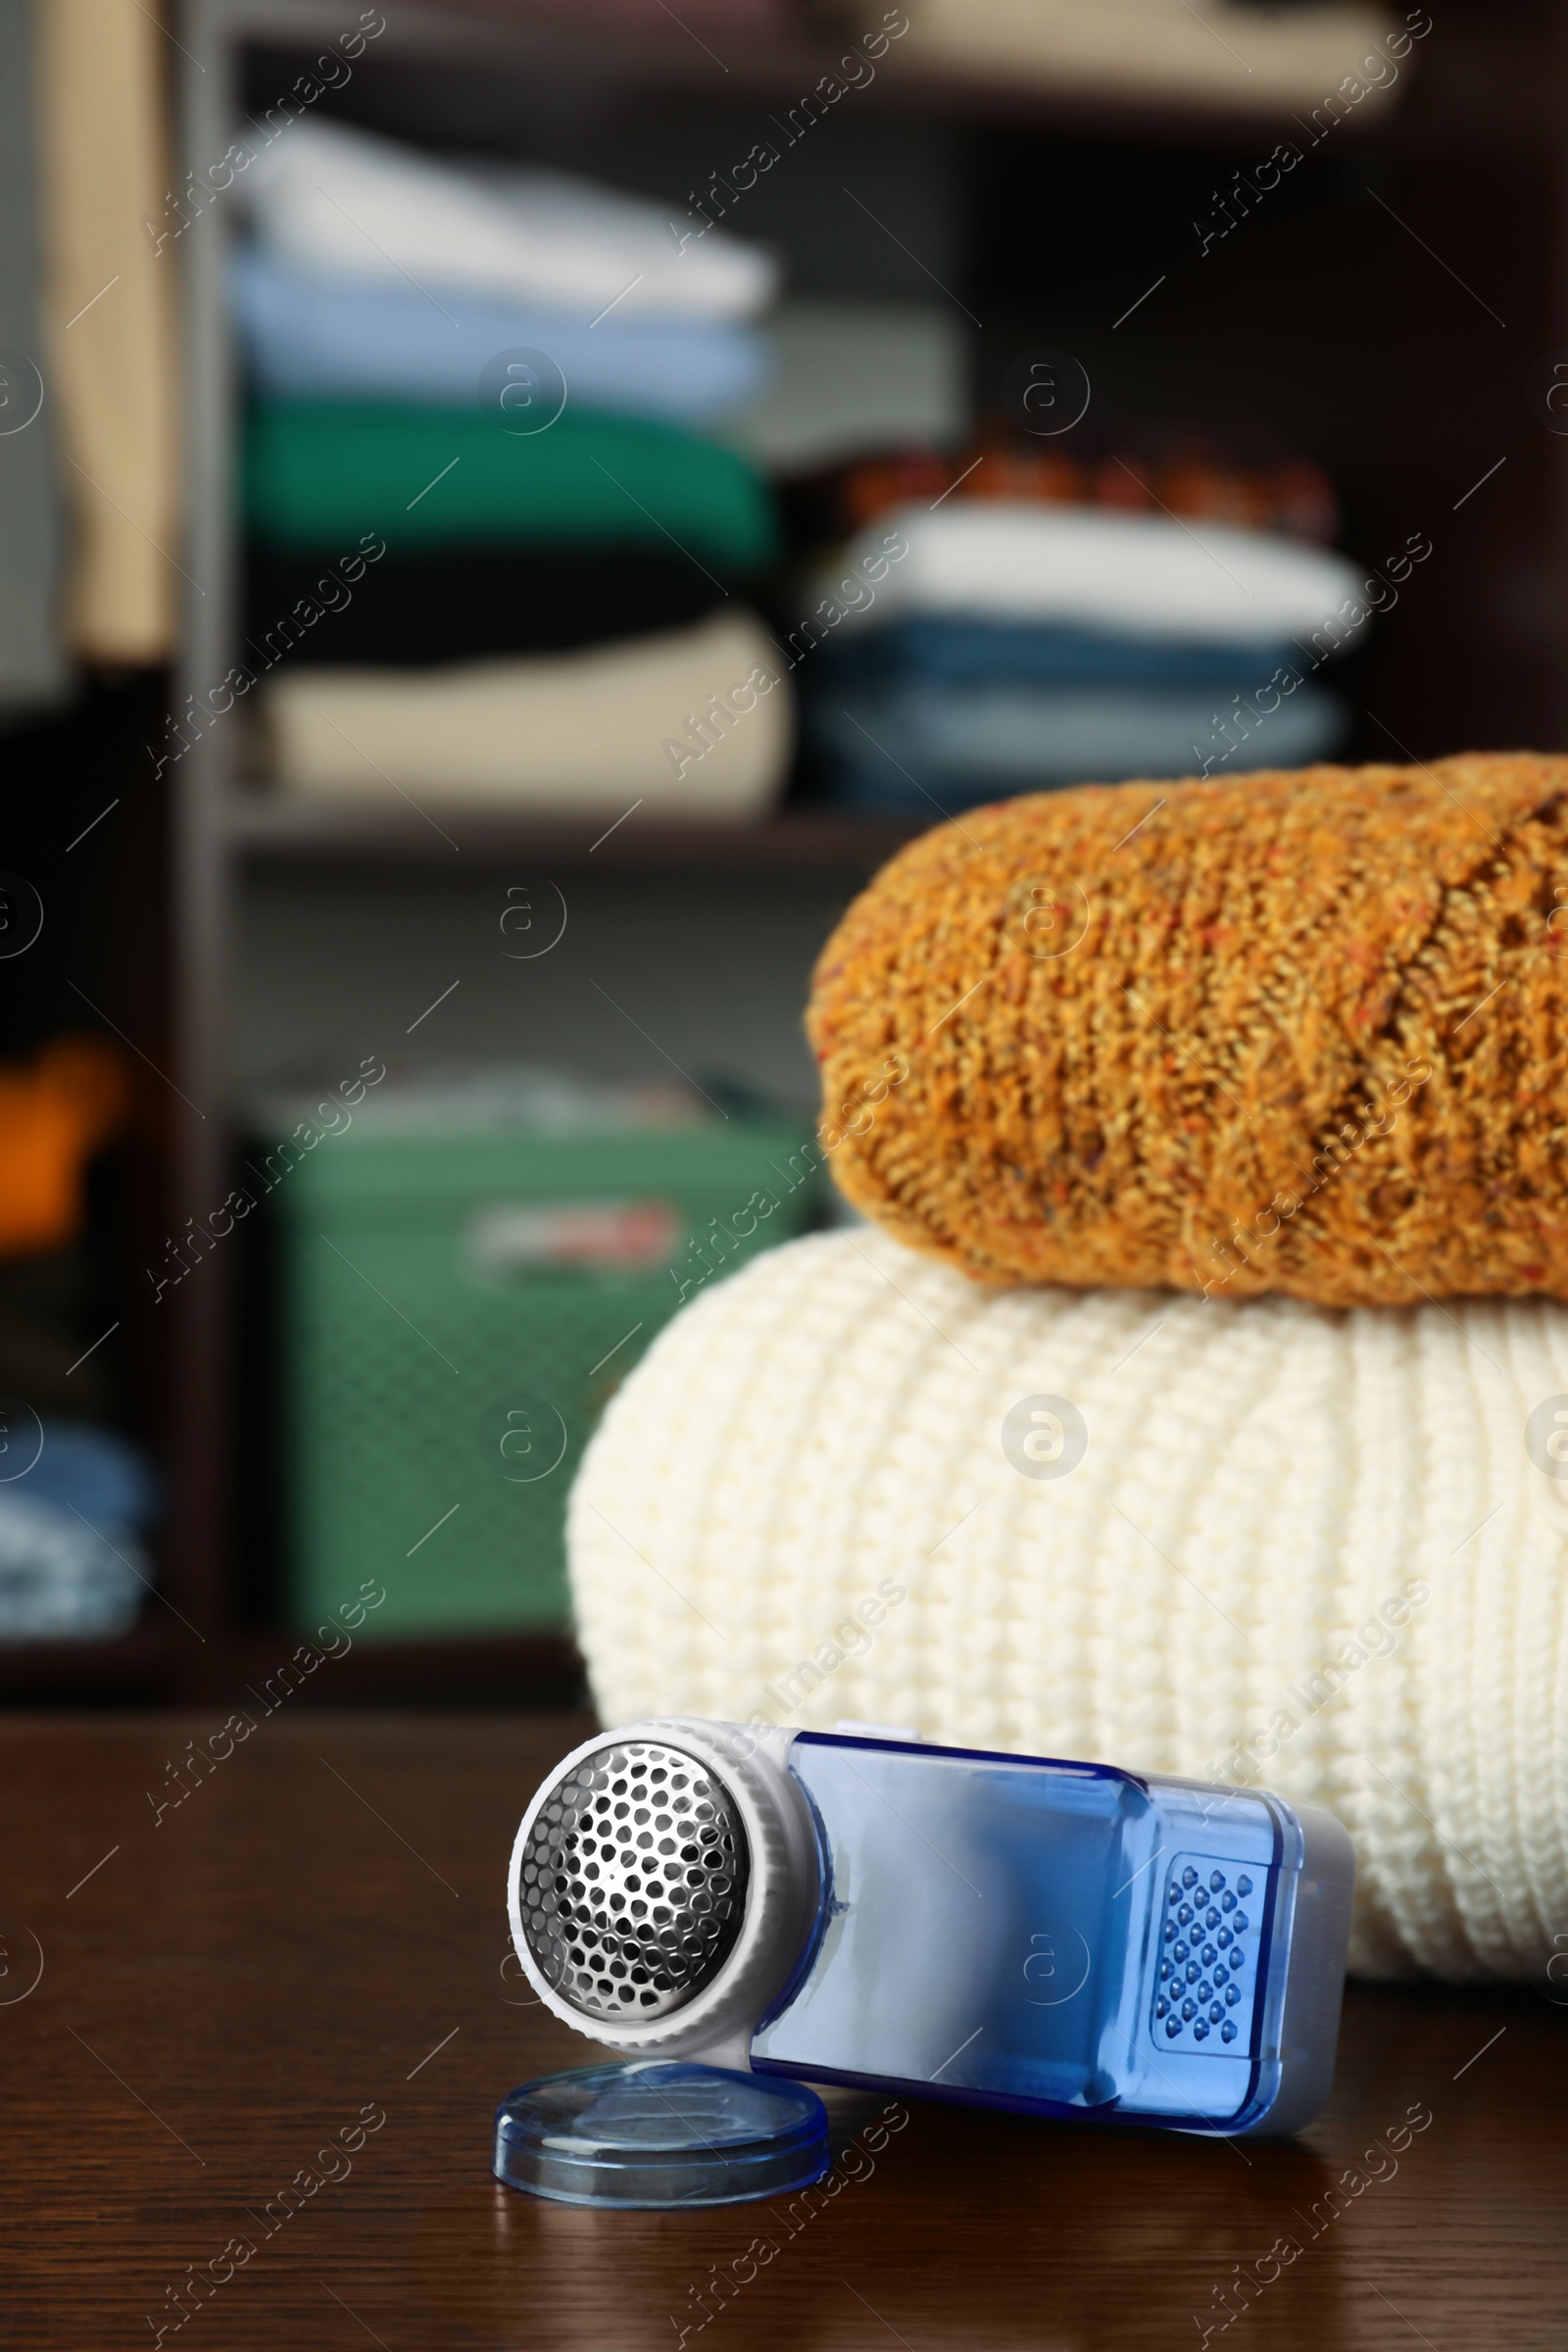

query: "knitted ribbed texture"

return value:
[569, 1229, 1568, 1984]
[807, 755, 1568, 1307]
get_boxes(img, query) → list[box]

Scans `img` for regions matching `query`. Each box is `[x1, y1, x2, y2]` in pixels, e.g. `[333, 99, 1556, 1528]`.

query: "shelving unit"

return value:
[29, 0, 1558, 1706]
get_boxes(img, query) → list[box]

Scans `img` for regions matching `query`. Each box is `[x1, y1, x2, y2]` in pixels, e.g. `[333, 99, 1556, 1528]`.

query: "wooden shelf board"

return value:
[220, 792, 923, 874]
[224, 0, 1407, 144]
[0, 1621, 188, 1699]
[212, 1628, 589, 1707]
[0, 1621, 587, 1706]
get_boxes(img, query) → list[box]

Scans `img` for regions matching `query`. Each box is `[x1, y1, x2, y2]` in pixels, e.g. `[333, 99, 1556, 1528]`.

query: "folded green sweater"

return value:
[242, 401, 778, 569]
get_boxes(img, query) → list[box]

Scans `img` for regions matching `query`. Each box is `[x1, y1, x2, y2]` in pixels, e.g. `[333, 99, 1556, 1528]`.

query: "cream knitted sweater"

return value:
[569, 1229, 1568, 1985]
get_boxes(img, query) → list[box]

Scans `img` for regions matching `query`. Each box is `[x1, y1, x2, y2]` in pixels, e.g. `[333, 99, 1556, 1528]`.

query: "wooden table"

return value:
[3, 1712, 1562, 2348]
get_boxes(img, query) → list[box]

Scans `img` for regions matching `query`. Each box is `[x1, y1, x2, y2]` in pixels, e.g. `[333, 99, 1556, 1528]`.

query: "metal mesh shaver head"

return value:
[516, 1740, 750, 2021]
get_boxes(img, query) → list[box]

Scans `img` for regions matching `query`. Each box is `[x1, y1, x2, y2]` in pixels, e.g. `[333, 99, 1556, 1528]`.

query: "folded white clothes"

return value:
[826, 500, 1371, 648]
[235, 118, 780, 321]
[0, 1489, 144, 1640]
[262, 609, 792, 817]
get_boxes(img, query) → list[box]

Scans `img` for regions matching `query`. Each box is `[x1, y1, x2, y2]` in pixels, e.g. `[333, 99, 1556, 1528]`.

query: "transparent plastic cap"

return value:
[493, 2060, 830, 2209]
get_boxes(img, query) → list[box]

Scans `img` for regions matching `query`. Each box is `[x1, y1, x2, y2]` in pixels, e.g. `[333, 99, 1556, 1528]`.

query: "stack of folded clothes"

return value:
[230, 119, 792, 817]
[801, 486, 1367, 812]
[568, 755, 1568, 1986]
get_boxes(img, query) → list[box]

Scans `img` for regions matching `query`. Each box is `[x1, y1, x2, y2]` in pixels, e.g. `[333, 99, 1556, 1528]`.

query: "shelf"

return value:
[223, 0, 1413, 144]
[211, 1628, 588, 1708]
[0, 1623, 189, 1704]
[0, 1620, 586, 1707]
[220, 792, 924, 875]
[138, 0, 1560, 1724]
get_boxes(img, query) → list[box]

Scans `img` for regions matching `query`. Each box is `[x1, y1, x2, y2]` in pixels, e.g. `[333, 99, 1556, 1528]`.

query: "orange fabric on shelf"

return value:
[0, 1037, 130, 1258]
[829, 435, 1338, 543]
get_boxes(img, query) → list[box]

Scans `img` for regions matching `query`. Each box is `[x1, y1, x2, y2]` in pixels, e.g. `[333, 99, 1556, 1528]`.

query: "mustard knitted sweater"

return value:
[569, 1228, 1568, 1986]
[807, 755, 1568, 1307]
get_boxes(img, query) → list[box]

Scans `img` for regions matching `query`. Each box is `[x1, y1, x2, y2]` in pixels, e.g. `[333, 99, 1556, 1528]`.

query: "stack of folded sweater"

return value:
[231, 119, 792, 816]
[567, 755, 1568, 1985]
[804, 494, 1365, 810]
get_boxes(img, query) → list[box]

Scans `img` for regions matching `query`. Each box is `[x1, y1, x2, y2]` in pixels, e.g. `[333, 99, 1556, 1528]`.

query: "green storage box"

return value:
[276, 1117, 816, 1637]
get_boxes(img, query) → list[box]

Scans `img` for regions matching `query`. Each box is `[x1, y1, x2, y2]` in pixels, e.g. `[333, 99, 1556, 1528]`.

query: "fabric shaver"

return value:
[502, 1715, 1355, 2176]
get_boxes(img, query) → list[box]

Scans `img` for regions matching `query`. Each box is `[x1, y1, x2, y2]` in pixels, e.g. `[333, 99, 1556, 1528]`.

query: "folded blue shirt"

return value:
[811, 678, 1347, 809]
[229, 247, 774, 422]
[819, 615, 1308, 691]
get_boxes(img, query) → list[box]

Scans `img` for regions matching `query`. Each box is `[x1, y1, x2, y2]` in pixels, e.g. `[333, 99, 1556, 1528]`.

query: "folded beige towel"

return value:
[570, 1227, 1568, 1986]
[263, 610, 791, 817]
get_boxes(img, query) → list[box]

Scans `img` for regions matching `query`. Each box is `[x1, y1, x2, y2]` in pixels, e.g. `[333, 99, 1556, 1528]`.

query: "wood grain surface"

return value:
[2, 1711, 1561, 2349]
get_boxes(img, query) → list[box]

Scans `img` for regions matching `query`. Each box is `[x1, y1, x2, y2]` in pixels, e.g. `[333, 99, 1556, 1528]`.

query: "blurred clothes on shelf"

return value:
[246, 544, 724, 666]
[799, 499, 1362, 809]
[0, 1037, 130, 1259]
[229, 117, 789, 804]
[0, 1416, 159, 1641]
[243, 400, 779, 569]
[890, 0, 1409, 112]
[824, 614, 1305, 691]
[810, 676, 1346, 808]
[229, 248, 772, 423]
[234, 118, 779, 318]
[24, 1416, 159, 1529]
[789, 430, 1338, 543]
[263, 609, 792, 816]
[35, 0, 178, 664]
[723, 299, 969, 470]
[819, 501, 1365, 644]
[0, 1493, 143, 1637]
[0, 0, 68, 721]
